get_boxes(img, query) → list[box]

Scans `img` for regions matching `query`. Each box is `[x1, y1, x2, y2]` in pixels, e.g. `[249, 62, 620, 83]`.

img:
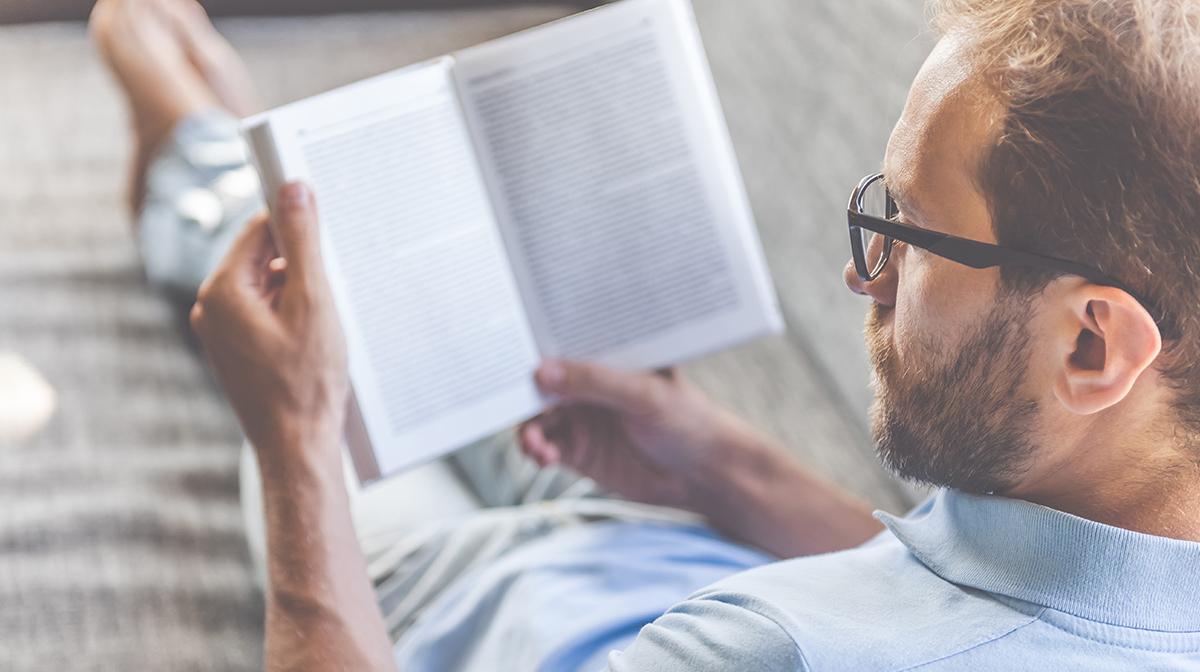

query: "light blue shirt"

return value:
[608, 489, 1200, 670]
[394, 520, 773, 672]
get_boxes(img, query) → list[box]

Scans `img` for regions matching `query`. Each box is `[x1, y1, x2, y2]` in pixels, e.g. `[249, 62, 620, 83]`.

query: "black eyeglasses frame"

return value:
[847, 173, 1158, 321]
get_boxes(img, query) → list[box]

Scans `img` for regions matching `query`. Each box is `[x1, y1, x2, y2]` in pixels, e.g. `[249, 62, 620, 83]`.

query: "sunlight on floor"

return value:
[0, 350, 57, 442]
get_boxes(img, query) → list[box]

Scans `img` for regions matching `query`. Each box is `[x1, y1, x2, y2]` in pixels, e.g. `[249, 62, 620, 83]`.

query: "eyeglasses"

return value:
[846, 173, 1159, 321]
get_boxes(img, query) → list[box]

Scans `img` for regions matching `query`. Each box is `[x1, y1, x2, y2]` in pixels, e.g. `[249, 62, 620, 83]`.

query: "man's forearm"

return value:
[684, 421, 885, 559]
[257, 421, 397, 672]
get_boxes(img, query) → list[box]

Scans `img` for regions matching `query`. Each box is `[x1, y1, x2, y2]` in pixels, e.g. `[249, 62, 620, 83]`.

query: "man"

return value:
[93, 0, 1200, 669]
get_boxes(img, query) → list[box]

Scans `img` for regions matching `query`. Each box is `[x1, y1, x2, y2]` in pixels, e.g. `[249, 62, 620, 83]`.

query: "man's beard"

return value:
[866, 294, 1039, 494]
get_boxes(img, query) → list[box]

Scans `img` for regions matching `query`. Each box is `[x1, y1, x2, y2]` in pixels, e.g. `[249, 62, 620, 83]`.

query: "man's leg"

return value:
[91, 0, 259, 216]
[91, 0, 264, 300]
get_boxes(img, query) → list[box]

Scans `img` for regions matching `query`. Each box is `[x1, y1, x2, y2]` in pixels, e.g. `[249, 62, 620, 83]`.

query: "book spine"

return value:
[242, 118, 285, 217]
[241, 117, 385, 486]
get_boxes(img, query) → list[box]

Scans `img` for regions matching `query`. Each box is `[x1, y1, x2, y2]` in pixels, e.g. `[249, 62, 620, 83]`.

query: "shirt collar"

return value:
[877, 489, 1200, 631]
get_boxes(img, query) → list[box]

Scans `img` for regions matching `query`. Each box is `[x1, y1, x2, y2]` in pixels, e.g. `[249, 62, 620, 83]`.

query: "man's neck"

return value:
[1026, 469, 1200, 541]
[1008, 420, 1200, 542]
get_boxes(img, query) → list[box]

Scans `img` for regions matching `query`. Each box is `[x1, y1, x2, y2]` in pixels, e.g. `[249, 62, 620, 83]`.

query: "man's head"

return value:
[846, 0, 1200, 500]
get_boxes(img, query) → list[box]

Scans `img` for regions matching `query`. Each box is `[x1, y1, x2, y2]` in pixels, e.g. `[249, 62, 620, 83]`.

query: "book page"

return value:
[454, 0, 783, 369]
[247, 59, 544, 478]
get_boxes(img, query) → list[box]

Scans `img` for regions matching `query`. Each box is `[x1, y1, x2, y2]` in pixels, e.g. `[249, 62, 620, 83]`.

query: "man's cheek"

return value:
[908, 263, 961, 329]
[890, 315, 920, 371]
[889, 274, 929, 368]
[904, 261, 998, 351]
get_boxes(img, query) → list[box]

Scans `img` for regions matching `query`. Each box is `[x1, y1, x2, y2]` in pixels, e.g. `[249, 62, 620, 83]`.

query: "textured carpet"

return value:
[0, 19, 261, 669]
[0, 2, 929, 668]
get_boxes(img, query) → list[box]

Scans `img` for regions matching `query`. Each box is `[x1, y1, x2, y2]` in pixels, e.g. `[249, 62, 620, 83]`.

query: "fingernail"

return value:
[538, 360, 565, 388]
[279, 182, 311, 207]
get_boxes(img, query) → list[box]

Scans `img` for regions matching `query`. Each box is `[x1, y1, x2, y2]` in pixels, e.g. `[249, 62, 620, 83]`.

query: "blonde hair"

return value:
[933, 0, 1200, 433]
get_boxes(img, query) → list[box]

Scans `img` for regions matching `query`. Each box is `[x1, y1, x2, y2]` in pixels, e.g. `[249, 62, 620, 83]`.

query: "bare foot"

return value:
[160, 0, 262, 118]
[90, 0, 260, 215]
[91, 0, 217, 213]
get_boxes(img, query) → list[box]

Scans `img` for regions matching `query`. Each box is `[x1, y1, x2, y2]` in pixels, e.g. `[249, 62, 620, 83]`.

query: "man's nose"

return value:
[843, 258, 898, 307]
[844, 259, 869, 296]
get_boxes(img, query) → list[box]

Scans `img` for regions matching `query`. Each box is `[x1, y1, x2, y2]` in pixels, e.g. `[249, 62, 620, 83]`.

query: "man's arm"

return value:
[681, 416, 885, 558]
[253, 419, 395, 671]
[519, 362, 883, 558]
[190, 183, 397, 672]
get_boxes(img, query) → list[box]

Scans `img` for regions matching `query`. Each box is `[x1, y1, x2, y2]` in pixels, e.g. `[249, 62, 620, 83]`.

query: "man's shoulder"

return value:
[699, 532, 1038, 662]
[606, 530, 1040, 672]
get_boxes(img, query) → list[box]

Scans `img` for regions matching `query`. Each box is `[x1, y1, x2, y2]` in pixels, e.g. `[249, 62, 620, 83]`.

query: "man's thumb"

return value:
[272, 182, 324, 283]
[535, 360, 656, 411]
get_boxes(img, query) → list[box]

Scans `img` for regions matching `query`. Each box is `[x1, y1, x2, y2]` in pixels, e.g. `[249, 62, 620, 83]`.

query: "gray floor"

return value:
[0, 3, 931, 669]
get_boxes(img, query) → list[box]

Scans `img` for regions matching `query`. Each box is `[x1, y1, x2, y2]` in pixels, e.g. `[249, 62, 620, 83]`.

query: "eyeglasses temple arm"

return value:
[931, 237, 1125, 288]
[930, 237, 1162, 322]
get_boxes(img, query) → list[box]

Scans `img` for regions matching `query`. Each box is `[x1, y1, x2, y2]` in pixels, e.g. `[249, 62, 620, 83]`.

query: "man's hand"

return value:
[190, 181, 348, 463]
[520, 359, 885, 558]
[190, 182, 395, 672]
[519, 361, 747, 508]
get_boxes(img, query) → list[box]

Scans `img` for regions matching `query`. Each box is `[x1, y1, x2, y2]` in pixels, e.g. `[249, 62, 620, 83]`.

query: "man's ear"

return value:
[1052, 285, 1162, 415]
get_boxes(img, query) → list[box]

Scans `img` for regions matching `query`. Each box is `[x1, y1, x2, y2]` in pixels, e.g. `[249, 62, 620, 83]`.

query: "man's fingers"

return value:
[534, 360, 658, 411]
[193, 214, 263, 320]
[188, 300, 208, 339]
[518, 421, 561, 467]
[517, 407, 571, 466]
[216, 211, 274, 278]
[190, 212, 283, 359]
[270, 182, 325, 284]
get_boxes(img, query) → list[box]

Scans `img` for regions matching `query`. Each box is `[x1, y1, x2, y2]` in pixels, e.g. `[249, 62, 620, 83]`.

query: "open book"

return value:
[244, 0, 784, 484]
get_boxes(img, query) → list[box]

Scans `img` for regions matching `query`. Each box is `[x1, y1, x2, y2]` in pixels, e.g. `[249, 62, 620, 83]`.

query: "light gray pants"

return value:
[144, 109, 701, 643]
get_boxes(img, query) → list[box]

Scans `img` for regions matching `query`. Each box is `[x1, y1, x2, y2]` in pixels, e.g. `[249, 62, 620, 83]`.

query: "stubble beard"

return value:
[865, 294, 1040, 495]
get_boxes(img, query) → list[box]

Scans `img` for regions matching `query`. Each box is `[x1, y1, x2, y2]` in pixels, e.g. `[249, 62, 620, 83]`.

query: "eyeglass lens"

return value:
[854, 177, 893, 279]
